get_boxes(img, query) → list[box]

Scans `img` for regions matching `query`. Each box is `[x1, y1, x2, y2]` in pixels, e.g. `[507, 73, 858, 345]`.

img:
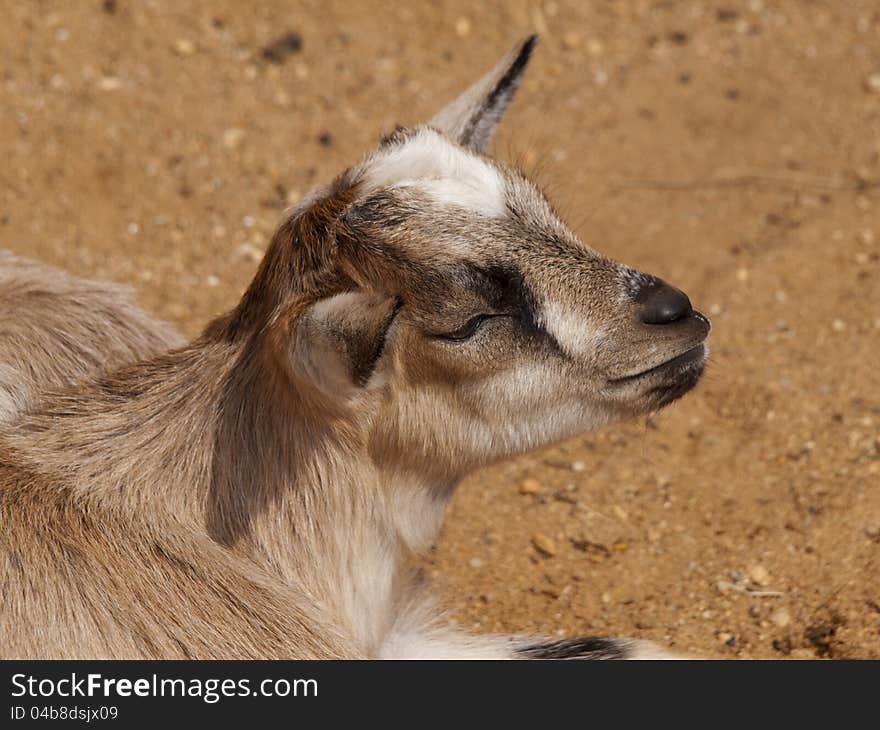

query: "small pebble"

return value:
[531, 533, 558, 556]
[236, 242, 263, 262]
[223, 128, 245, 150]
[865, 71, 880, 94]
[261, 32, 303, 65]
[98, 76, 122, 91]
[562, 31, 582, 50]
[519, 478, 543, 495]
[831, 319, 846, 332]
[454, 17, 471, 37]
[771, 609, 791, 628]
[468, 557, 484, 569]
[749, 565, 771, 586]
[173, 39, 196, 56]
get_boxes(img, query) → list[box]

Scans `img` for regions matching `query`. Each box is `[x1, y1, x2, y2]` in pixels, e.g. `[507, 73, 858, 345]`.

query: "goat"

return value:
[0, 37, 710, 659]
[0, 251, 182, 423]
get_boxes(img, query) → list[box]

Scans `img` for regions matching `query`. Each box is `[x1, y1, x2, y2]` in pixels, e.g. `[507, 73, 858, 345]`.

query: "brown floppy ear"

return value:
[430, 35, 537, 153]
[288, 291, 401, 402]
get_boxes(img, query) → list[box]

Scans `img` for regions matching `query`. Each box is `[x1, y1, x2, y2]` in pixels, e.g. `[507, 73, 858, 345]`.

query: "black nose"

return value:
[637, 280, 693, 325]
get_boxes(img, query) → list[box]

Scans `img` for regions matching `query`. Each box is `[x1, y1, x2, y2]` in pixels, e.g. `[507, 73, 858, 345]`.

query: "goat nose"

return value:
[637, 281, 693, 325]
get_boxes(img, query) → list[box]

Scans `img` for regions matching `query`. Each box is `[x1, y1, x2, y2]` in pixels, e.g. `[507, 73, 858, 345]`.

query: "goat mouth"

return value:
[607, 344, 707, 387]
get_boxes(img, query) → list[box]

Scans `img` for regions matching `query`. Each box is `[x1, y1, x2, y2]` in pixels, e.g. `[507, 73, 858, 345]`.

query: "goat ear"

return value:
[430, 35, 537, 153]
[288, 291, 400, 401]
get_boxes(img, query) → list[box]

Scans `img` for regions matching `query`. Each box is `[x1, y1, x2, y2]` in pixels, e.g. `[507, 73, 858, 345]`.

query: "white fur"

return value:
[537, 300, 607, 360]
[388, 476, 451, 555]
[480, 362, 608, 443]
[0, 386, 24, 424]
[0, 364, 27, 422]
[380, 627, 519, 659]
[361, 128, 505, 217]
[379, 593, 518, 659]
[331, 524, 398, 653]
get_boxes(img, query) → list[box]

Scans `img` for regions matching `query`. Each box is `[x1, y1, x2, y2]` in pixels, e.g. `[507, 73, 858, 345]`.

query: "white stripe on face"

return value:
[360, 128, 506, 217]
[536, 299, 606, 360]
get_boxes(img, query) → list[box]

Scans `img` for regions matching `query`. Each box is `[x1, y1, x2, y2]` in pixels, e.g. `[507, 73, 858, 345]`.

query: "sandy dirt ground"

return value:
[1, 0, 878, 658]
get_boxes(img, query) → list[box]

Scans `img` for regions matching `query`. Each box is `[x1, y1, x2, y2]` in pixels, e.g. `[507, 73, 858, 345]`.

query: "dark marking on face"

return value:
[350, 298, 403, 386]
[464, 262, 566, 356]
[345, 192, 411, 230]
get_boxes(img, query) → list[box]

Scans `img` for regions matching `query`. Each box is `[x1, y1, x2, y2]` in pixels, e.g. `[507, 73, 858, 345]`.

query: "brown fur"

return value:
[0, 251, 183, 423]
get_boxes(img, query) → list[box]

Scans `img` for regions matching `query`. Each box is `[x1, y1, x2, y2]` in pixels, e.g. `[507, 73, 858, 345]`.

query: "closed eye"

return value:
[436, 314, 501, 342]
